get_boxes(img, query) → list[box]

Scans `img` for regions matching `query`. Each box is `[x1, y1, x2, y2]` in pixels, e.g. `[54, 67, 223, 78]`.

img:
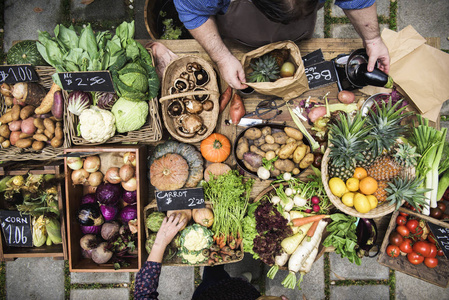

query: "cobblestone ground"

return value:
[0, 0, 448, 299]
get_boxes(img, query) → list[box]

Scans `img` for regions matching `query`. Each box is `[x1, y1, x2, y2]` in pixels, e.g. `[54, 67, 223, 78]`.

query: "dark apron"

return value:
[216, 0, 320, 47]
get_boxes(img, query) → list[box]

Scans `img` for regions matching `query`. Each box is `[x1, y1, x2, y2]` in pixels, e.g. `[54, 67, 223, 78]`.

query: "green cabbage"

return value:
[111, 97, 148, 133]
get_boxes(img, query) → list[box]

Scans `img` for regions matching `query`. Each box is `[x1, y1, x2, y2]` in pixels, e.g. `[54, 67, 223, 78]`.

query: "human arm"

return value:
[189, 17, 248, 89]
[343, 3, 390, 73]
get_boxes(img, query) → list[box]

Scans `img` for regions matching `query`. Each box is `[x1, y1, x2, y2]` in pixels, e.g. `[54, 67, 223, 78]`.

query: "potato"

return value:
[0, 124, 11, 138]
[0, 111, 13, 124]
[55, 127, 64, 140]
[243, 160, 258, 172]
[253, 136, 266, 147]
[292, 167, 300, 175]
[0, 137, 4, 143]
[265, 150, 276, 161]
[272, 131, 288, 144]
[1, 140, 10, 148]
[9, 131, 21, 145]
[243, 128, 262, 140]
[43, 118, 55, 133]
[19, 132, 33, 139]
[284, 127, 303, 140]
[250, 145, 265, 158]
[265, 135, 275, 144]
[44, 129, 54, 139]
[299, 153, 314, 169]
[261, 126, 271, 137]
[338, 90, 355, 104]
[274, 159, 295, 172]
[236, 137, 249, 160]
[286, 137, 297, 144]
[32, 140, 45, 151]
[8, 120, 22, 132]
[278, 142, 298, 159]
[270, 168, 281, 177]
[293, 143, 308, 164]
[10, 104, 21, 121]
[15, 139, 33, 148]
[20, 105, 36, 120]
[50, 137, 63, 148]
[260, 143, 280, 152]
[33, 133, 48, 142]
[34, 118, 45, 130]
[21, 117, 36, 135]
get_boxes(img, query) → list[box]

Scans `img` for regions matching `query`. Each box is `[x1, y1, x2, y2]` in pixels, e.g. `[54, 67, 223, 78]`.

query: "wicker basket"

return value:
[159, 55, 220, 143]
[65, 49, 163, 145]
[321, 147, 414, 218]
[0, 66, 66, 161]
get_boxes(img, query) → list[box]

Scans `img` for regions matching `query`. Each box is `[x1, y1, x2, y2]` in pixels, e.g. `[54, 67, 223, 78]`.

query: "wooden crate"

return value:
[377, 207, 449, 288]
[0, 162, 67, 261]
[64, 145, 148, 272]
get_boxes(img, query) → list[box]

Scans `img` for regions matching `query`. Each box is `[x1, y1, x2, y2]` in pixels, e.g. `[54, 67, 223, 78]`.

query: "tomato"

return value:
[386, 245, 400, 257]
[399, 238, 413, 254]
[407, 252, 424, 265]
[428, 232, 437, 244]
[430, 207, 443, 219]
[399, 212, 409, 217]
[428, 244, 437, 258]
[437, 249, 444, 256]
[437, 201, 447, 212]
[413, 241, 431, 257]
[389, 232, 404, 246]
[406, 219, 419, 233]
[280, 62, 296, 77]
[396, 215, 407, 226]
[396, 225, 410, 237]
[424, 257, 438, 268]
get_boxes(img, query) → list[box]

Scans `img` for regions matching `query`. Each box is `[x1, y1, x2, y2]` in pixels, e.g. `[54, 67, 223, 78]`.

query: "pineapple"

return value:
[385, 176, 431, 211]
[328, 112, 371, 181]
[373, 180, 388, 202]
[355, 145, 376, 169]
[248, 54, 280, 83]
[392, 143, 420, 169]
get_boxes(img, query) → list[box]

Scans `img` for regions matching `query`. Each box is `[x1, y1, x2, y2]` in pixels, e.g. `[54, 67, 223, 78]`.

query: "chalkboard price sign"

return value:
[427, 222, 449, 259]
[155, 187, 206, 211]
[58, 71, 115, 92]
[0, 210, 33, 247]
[0, 64, 39, 84]
[304, 60, 338, 89]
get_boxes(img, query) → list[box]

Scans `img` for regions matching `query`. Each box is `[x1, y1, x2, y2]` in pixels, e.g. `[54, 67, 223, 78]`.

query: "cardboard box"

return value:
[64, 145, 147, 272]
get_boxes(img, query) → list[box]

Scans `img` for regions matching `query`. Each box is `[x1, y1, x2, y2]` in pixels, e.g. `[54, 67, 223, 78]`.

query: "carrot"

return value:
[219, 86, 232, 113]
[210, 251, 220, 262]
[228, 234, 236, 249]
[235, 232, 243, 249]
[35, 82, 62, 115]
[207, 258, 216, 266]
[306, 220, 320, 237]
[229, 93, 246, 124]
[291, 215, 329, 227]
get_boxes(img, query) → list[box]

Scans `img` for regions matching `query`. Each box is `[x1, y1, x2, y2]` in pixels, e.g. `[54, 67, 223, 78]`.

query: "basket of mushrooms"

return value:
[159, 56, 220, 143]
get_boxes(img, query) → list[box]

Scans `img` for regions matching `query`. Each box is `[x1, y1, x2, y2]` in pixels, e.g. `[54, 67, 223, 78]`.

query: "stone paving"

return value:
[1, 0, 449, 299]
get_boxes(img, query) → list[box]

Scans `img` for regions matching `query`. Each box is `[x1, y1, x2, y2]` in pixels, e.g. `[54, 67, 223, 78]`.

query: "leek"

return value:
[287, 104, 319, 151]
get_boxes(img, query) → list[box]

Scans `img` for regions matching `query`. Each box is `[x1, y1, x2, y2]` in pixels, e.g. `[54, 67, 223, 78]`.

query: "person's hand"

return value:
[146, 41, 179, 79]
[154, 213, 186, 248]
[364, 37, 390, 74]
[216, 53, 248, 90]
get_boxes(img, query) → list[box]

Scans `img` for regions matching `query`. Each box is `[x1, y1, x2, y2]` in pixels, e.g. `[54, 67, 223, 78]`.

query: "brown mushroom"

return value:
[180, 71, 190, 80]
[188, 80, 195, 90]
[168, 86, 178, 95]
[186, 62, 202, 73]
[174, 78, 189, 92]
[197, 125, 207, 135]
[194, 69, 209, 86]
[202, 100, 214, 111]
[193, 87, 209, 102]
[184, 99, 203, 114]
[176, 114, 204, 134]
[167, 99, 185, 117]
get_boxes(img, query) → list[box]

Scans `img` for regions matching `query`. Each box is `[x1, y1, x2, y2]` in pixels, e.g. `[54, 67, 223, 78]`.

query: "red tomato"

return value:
[428, 244, 437, 258]
[413, 241, 431, 257]
[396, 225, 410, 237]
[407, 252, 424, 265]
[437, 249, 444, 256]
[386, 245, 400, 257]
[437, 201, 447, 212]
[396, 215, 407, 226]
[406, 219, 419, 233]
[389, 232, 404, 246]
[399, 212, 409, 217]
[399, 238, 413, 254]
[428, 232, 437, 244]
[424, 257, 438, 268]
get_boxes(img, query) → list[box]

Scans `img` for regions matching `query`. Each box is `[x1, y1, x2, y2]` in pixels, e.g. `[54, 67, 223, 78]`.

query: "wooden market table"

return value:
[138, 37, 441, 255]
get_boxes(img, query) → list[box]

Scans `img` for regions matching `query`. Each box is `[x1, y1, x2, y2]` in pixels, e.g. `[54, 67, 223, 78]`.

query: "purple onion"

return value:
[100, 204, 118, 221]
[119, 204, 137, 223]
[96, 182, 122, 206]
[67, 91, 93, 116]
[81, 193, 96, 204]
[122, 190, 137, 204]
[80, 225, 102, 235]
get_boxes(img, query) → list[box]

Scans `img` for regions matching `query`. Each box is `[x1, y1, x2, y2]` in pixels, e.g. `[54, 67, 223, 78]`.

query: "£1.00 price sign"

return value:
[59, 71, 115, 92]
[0, 64, 39, 84]
[0, 210, 33, 247]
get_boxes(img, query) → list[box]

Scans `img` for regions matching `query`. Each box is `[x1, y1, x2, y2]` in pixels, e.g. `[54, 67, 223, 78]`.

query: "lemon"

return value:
[329, 177, 347, 197]
[367, 195, 378, 209]
[346, 177, 359, 192]
[353, 193, 371, 213]
[341, 192, 355, 207]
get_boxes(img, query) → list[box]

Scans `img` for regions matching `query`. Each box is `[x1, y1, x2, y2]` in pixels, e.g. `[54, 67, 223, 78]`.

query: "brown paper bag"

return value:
[241, 40, 309, 100]
[361, 26, 449, 122]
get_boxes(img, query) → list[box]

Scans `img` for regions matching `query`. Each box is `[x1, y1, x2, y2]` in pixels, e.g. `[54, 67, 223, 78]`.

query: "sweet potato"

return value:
[9, 131, 21, 146]
[35, 82, 62, 115]
[51, 90, 64, 120]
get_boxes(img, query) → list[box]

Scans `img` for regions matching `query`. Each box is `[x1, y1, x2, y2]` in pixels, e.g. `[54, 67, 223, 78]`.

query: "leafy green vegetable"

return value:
[322, 213, 361, 265]
[241, 202, 260, 258]
[161, 18, 182, 40]
[111, 97, 148, 133]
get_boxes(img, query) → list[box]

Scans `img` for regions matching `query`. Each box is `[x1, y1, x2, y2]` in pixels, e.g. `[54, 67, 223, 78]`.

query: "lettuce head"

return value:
[111, 97, 148, 133]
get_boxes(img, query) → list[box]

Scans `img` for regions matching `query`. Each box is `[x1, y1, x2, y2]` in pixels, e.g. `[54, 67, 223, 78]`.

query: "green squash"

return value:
[7, 40, 48, 66]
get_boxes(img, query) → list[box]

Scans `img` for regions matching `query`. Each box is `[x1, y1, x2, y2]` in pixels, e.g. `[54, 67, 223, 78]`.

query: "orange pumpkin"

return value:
[150, 153, 189, 190]
[200, 133, 231, 163]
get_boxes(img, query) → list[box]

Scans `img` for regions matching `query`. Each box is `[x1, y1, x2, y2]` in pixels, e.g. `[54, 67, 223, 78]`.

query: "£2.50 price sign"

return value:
[0, 210, 33, 247]
[59, 71, 115, 92]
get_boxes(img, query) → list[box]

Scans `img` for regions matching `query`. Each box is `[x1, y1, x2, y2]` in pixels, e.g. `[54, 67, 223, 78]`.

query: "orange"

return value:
[359, 176, 378, 195]
[353, 167, 368, 180]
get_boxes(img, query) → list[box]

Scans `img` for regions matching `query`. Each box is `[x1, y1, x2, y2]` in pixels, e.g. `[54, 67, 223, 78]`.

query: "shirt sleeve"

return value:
[173, 0, 230, 30]
[333, 0, 376, 10]
[134, 261, 162, 300]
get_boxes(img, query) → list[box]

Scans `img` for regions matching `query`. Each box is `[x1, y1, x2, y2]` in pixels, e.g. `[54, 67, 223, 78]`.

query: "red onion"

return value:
[122, 190, 137, 204]
[84, 156, 101, 173]
[104, 167, 121, 184]
[80, 225, 102, 235]
[121, 177, 137, 192]
[88, 171, 104, 187]
[120, 205, 137, 223]
[81, 193, 96, 204]
[67, 157, 83, 170]
[119, 164, 135, 182]
[71, 169, 89, 185]
[100, 204, 118, 221]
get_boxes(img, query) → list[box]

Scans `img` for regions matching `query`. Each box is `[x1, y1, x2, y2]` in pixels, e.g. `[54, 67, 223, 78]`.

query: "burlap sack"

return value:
[241, 40, 309, 100]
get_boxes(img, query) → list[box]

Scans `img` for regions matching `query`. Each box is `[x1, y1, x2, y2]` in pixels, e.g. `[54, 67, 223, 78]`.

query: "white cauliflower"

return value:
[79, 106, 116, 143]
